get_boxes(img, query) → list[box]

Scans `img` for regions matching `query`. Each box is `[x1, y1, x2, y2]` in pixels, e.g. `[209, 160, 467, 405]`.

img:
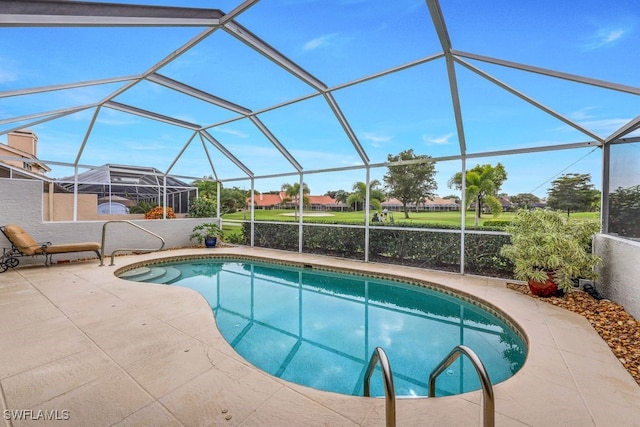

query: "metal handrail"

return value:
[363, 347, 396, 427]
[99, 220, 165, 266]
[428, 345, 495, 427]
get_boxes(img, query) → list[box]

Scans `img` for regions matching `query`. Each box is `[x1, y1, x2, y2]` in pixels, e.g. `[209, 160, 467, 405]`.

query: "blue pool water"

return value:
[121, 258, 527, 397]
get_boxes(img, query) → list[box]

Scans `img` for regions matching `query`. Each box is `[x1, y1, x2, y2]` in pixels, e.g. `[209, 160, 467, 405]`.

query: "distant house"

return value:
[470, 196, 517, 213]
[252, 192, 287, 209]
[250, 192, 346, 211]
[499, 196, 515, 212]
[0, 130, 51, 177]
[381, 197, 459, 212]
[308, 195, 347, 211]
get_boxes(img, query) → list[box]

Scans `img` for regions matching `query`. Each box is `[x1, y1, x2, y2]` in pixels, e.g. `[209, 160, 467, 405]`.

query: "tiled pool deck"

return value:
[1, 247, 639, 426]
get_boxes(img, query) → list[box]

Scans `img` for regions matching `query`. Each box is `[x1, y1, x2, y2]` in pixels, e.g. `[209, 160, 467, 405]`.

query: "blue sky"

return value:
[1, 0, 639, 198]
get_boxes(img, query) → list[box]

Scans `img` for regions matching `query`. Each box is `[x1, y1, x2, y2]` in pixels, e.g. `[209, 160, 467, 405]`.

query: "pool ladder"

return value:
[363, 345, 495, 427]
[99, 220, 165, 266]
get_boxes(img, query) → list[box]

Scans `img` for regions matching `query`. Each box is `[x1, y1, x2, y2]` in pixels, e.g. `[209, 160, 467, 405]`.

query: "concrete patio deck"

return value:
[1, 247, 639, 426]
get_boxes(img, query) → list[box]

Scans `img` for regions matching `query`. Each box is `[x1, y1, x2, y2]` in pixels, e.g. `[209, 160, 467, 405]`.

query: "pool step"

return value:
[124, 267, 166, 282]
[119, 266, 151, 279]
[149, 266, 182, 284]
[121, 266, 181, 284]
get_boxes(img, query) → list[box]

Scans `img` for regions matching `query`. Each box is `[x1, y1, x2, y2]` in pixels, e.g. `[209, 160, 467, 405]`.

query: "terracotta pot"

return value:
[528, 272, 560, 297]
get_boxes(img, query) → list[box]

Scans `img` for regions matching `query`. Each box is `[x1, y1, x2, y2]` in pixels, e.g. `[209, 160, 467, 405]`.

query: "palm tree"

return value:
[192, 178, 217, 199]
[346, 181, 384, 212]
[448, 163, 507, 226]
[281, 182, 310, 215]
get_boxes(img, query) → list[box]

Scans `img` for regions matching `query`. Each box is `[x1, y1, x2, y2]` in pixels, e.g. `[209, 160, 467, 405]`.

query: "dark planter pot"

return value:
[528, 272, 561, 297]
[204, 237, 217, 248]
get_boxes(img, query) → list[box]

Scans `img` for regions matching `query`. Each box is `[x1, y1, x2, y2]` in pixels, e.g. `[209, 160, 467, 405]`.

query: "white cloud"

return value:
[601, 29, 625, 43]
[0, 68, 18, 83]
[212, 127, 248, 138]
[0, 57, 19, 83]
[361, 131, 392, 148]
[422, 132, 453, 145]
[570, 107, 596, 121]
[582, 26, 630, 50]
[96, 115, 139, 127]
[303, 33, 338, 51]
[579, 117, 632, 134]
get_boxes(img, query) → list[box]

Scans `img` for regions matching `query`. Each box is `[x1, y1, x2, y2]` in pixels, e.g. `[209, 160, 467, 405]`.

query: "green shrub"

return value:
[242, 221, 514, 277]
[129, 201, 156, 214]
[189, 197, 217, 218]
[482, 219, 512, 228]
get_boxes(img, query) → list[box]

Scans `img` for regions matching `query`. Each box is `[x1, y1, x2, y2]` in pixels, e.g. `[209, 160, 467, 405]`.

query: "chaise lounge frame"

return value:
[0, 224, 101, 272]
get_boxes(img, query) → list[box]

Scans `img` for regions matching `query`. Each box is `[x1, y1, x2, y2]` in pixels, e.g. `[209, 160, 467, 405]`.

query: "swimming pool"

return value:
[119, 257, 527, 397]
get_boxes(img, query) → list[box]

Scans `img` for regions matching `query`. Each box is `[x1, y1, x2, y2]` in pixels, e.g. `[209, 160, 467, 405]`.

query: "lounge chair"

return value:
[0, 224, 101, 272]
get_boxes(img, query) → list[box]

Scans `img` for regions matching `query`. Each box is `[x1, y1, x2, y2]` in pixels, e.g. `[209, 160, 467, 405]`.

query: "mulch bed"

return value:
[507, 283, 640, 386]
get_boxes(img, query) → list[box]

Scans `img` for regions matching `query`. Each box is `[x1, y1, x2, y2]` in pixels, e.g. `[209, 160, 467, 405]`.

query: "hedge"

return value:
[241, 222, 514, 278]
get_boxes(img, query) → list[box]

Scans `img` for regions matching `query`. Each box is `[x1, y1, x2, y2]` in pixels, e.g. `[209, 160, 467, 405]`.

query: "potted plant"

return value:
[500, 209, 602, 296]
[190, 223, 222, 248]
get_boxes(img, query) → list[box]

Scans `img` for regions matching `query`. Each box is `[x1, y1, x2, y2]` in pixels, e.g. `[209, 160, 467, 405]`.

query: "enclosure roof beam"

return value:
[104, 101, 200, 130]
[0, 105, 98, 138]
[425, 0, 466, 154]
[200, 130, 254, 178]
[0, 75, 139, 99]
[218, 0, 261, 25]
[199, 134, 219, 181]
[147, 73, 252, 115]
[323, 93, 370, 164]
[606, 115, 640, 143]
[249, 116, 303, 172]
[0, 1, 223, 27]
[0, 104, 98, 128]
[223, 20, 327, 91]
[165, 132, 198, 176]
[454, 56, 605, 144]
[445, 57, 467, 155]
[452, 50, 640, 96]
[425, 0, 452, 53]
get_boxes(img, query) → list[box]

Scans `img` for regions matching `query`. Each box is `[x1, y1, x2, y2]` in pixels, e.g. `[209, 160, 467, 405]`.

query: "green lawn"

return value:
[220, 209, 599, 242]
[222, 209, 599, 227]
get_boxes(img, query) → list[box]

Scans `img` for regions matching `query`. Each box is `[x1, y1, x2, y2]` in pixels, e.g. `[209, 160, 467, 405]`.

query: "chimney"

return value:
[8, 129, 38, 157]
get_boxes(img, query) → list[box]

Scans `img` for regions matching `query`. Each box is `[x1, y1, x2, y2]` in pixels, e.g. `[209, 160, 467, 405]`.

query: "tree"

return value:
[546, 173, 600, 216]
[326, 189, 349, 211]
[281, 182, 310, 212]
[448, 163, 507, 226]
[220, 186, 248, 214]
[326, 189, 349, 206]
[346, 181, 385, 212]
[510, 193, 541, 210]
[383, 149, 438, 219]
[609, 185, 640, 238]
[192, 177, 217, 199]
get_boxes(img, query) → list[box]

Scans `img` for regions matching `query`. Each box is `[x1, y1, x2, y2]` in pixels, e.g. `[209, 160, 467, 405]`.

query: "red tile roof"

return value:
[249, 192, 340, 207]
[309, 195, 339, 205]
[252, 192, 285, 207]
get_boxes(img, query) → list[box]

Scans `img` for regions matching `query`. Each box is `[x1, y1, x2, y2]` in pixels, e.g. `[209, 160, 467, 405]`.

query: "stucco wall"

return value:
[594, 234, 640, 319]
[43, 191, 99, 221]
[0, 178, 218, 267]
[0, 179, 43, 229]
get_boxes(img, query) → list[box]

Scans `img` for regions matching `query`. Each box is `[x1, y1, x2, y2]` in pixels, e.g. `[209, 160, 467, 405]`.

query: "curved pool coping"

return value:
[3, 246, 639, 426]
